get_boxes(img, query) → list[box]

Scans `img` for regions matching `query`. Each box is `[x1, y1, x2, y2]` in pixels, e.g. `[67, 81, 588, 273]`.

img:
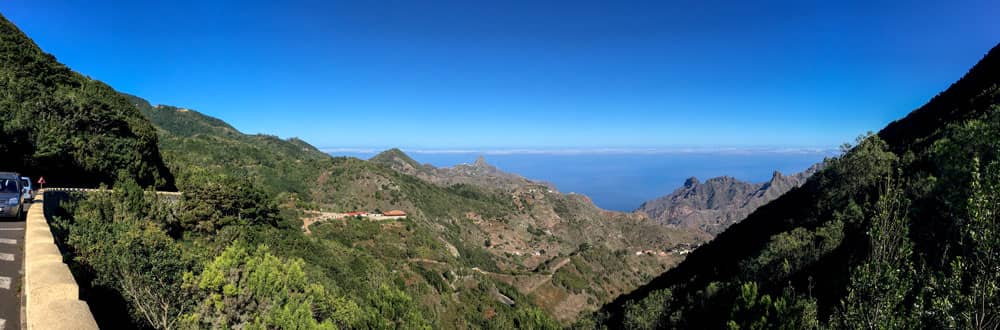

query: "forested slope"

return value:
[128, 95, 330, 202]
[0, 15, 172, 188]
[594, 43, 1000, 329]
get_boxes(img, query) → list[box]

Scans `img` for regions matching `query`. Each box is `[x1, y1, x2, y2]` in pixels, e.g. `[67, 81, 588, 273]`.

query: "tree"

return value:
[361, 284, 431, 329]
[833, 174, 917, 329]
[175, 174, 280, 235]
[727, 282, 818, 330]
[955, 157, 1000, 329]
[68, 177, 193, 329]
[181, 244, 363, 329]
[623, 289, 673, 329]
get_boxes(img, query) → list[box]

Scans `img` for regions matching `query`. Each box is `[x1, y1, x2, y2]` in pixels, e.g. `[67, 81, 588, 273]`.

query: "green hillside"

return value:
[596, 43, 1000, 329]
[370, 147, 424, 170]
[321, 150, 705, 322]
[0, 15, 173, 188]
[45, 97, 566, 328]
[131, 88, 710, 324]
[126, 95, 330, 202]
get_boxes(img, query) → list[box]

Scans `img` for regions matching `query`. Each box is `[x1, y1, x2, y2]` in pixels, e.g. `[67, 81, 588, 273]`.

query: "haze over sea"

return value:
[327, 148, 837, 211]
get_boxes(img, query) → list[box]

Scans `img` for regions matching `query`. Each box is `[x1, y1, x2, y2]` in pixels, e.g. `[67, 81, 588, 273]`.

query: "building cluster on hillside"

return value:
[508, 250, 545, 257]
[633, 243, 703, 257]
[342, 210, 408, 220]
[666, 242, 701, 255]
[635, 250, 669, 257]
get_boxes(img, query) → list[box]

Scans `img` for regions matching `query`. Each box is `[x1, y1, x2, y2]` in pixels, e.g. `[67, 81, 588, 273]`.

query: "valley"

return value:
[132, 96, 828, 325]
[130, 90, 716, 324]
[0, 3, 997, 329]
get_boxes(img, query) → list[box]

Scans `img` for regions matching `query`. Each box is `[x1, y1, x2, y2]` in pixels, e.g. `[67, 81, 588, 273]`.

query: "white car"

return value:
[20, 176, 32, 202]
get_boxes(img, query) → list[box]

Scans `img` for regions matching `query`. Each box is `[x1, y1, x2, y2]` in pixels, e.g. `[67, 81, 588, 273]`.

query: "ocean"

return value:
[327, 149, 837, 211]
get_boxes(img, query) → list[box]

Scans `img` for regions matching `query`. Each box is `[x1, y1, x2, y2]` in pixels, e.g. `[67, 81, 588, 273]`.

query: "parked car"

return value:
[0, 172, 24, 219]
[20, 176, 32, 202]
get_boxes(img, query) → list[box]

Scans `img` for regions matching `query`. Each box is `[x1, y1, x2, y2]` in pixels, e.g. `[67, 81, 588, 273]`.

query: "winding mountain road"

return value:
[410, 256, 572, 295]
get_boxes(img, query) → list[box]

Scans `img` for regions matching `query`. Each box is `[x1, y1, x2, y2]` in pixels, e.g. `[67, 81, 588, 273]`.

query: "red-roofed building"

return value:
[383, 210, 406, 217]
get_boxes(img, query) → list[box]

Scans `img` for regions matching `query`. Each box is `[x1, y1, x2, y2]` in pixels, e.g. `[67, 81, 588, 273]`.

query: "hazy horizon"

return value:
[321, 146, 841, 155]
[329, 148, 835, 211]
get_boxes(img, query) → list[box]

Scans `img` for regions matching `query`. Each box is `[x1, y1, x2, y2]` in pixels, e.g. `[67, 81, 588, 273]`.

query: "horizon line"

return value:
[320, 146, 841, 156]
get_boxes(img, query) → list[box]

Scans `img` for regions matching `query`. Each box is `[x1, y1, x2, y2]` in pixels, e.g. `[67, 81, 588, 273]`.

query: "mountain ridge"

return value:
[370, 148, 557, 192]
[637, 163, 822, 236]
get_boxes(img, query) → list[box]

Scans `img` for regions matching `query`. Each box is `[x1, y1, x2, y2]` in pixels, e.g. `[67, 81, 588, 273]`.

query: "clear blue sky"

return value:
[2, 1, 997, 149]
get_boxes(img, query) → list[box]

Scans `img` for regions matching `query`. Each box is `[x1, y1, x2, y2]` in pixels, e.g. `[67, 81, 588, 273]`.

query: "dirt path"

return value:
[409, 258, 448, 265]
[409, 258, 570, 294]
[302, 211, 407, 234]
[300, 211, 347, 234]
[523, 257, 571, 293]
[409, 257, 572, 295]
[548, 257, 572, 273]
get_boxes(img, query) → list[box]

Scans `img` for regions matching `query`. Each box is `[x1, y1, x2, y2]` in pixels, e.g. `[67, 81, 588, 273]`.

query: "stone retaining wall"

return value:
[23, 191, 98, 330]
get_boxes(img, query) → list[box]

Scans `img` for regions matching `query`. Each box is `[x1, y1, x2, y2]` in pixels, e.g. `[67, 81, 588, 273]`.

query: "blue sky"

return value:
[2, 1, 997, 150]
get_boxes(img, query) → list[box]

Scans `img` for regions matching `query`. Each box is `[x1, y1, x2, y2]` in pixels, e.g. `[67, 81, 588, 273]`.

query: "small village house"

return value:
[383, 210, 406, 217]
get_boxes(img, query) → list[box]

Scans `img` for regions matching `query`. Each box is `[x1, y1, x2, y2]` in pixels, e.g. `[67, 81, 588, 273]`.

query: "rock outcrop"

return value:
[637, 163, 823, 236]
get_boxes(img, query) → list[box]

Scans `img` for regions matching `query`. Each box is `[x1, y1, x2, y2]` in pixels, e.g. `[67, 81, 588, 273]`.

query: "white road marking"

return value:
[0, 228, 22, 231]
[1, 317, 6, 330]
[0, 239, 14, 245]
[0, 253, 11, 262]
[0, 276, 9, 289]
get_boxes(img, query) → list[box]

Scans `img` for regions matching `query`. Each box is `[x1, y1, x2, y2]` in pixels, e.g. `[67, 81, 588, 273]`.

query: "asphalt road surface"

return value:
[0, 211, 24, 330]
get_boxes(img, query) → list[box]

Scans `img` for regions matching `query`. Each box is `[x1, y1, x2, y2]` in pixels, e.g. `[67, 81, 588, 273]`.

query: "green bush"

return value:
[181, 244, 363, 329]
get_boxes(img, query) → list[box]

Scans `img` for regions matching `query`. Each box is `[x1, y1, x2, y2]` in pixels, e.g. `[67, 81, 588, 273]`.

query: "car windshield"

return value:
[0, 179, 18, 193]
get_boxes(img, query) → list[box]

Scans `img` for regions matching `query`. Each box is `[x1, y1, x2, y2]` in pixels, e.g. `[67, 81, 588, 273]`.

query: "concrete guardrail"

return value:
[24, 190, 98, 330]
[42, 187, 181, 196]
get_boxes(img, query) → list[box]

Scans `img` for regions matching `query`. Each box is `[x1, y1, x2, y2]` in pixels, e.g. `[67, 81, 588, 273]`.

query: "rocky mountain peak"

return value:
[638, 163, 823, 236]
[706, 176, 738, 185]
[769, 170, 785, 182]
[474, 155, 489, 167]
